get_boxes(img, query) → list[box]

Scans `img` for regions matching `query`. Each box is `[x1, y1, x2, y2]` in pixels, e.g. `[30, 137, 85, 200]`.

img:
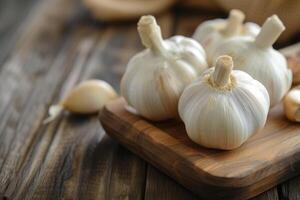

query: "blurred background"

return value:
[80, 0, 300, 46]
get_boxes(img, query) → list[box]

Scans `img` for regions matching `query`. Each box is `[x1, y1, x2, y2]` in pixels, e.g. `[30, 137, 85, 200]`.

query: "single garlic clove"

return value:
[62, 80, 117, 113]
[283, 87, 300, 122]
[43, 80, 117, 124]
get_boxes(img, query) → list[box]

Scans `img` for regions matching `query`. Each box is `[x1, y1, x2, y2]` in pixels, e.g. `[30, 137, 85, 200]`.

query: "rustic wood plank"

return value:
[10, 27, 100, 199]
[19, 20, 152, 199]
[252, 188, 279, 200]
[107, 146, 146, 200]
[3, 29, 99, 199]
[279, 177, 300, 200]
[74, 25, 148, 200]
[145, 166, 198, 200]
[0, 0, 38, 66]
[0, 0, 92, 198]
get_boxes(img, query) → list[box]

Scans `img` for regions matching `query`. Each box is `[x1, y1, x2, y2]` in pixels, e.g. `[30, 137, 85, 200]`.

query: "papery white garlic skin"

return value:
[178, 56, 270, 150]
[283, 87, 300, 122]
[44, 80, 117, 124]
[193, 9, 260, 65]
[213, 15, 292, 107]
[121, 15, 208, 121]
[62, 80, 117, 113]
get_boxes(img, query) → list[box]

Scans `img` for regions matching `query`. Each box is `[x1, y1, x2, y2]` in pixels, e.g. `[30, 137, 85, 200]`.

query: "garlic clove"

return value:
[283, 87, 300, 122]
[43, 80, 117, 124]
[121, 15, 207, 121]
[62, 80, 117, 113]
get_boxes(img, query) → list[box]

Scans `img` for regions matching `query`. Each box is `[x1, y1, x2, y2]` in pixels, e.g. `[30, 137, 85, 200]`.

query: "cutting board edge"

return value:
[99, 99, 300, 199]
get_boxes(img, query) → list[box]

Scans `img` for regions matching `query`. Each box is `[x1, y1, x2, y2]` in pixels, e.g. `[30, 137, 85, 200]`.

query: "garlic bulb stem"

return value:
[254, 15, 285, 49]
[137, 15, 168, 56]
[222, 9, 245, 36]
[213, 55, 233, 87]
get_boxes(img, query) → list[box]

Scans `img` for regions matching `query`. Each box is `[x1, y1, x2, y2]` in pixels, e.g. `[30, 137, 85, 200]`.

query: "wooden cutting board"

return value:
[100, 97, 300, 200]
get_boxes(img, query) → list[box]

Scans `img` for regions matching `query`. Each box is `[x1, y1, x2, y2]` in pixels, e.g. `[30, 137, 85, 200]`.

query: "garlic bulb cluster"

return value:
[283, 86, 300, 122]
[193, 9, 260, 65]
[178, 56, 270, 150]
[44, 80, 117, 124]
[213, 15, 292, 107]
[121, 15, 208, 121]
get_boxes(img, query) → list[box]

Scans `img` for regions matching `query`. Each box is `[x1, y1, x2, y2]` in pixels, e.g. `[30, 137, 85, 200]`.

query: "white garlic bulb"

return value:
[213, 15, 292, 107]
[178, 56, 270, 150]
[121, 15, 208, 121]
[193, 9, 260, 65]
[44, 80, 118, 124]
[283, 86, 300, 122]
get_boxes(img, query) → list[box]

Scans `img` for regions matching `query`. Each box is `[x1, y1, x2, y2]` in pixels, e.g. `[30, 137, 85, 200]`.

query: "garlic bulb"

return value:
[193, 9, 260, 65]
[44, 80, 117, 124]
[213, 15, 292, 107]
[283, 86, 300, 122]
[178, 55, 270, 150]
[121, 15, 208, 121]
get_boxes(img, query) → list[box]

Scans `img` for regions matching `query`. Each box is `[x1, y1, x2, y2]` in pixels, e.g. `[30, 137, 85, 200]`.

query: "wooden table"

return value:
[0, 0, 299, 199]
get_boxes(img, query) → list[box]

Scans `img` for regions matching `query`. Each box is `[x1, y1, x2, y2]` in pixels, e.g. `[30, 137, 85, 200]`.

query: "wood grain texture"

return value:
[0, 0, 38, 66]
[100, 98, 300, 200]
[0, 0, 84, 196]
[145, 165, 198, 200]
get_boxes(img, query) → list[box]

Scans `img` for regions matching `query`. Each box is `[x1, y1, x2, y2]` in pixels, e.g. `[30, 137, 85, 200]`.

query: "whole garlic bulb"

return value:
[193, 9, 260, 65]
[178, 56, 270, 150]
[44, 80, 118, 124]
[283, 86, 300, 122]
[213, 15, 292, 107]
[121, 15, 208, 121]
